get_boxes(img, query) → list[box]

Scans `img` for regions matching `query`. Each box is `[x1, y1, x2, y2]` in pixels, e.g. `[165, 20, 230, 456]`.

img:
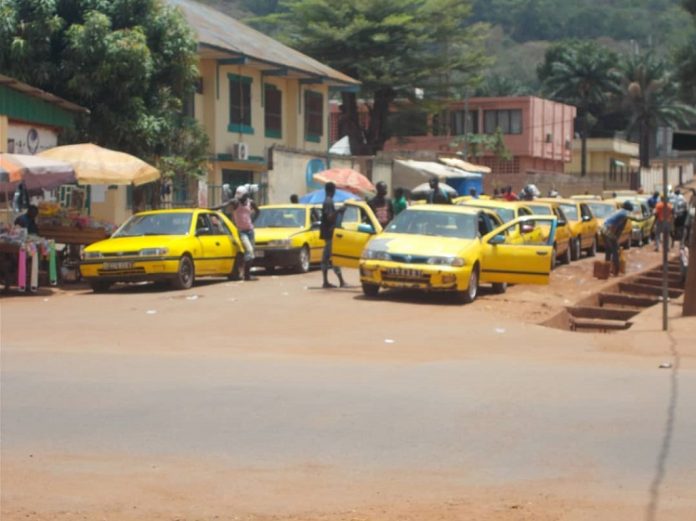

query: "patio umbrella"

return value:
[312, 167, 375, 196]
[39, 143, 160, 186]
[299, 188, 361, 204]
[411, 182, 458, 197]
[0, 153, 76, 191]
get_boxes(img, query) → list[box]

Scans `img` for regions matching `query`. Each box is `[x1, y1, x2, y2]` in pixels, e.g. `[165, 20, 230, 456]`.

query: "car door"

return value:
[332, 201, 383, 268]
[308, 207, 324, 263]
[579, 203, 595, 247]
[480, 215, 556, 285]
[206, 212, 235, 274]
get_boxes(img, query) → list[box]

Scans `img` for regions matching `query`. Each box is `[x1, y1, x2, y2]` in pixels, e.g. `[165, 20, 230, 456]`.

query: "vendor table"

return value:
[40, 225, 110, 245]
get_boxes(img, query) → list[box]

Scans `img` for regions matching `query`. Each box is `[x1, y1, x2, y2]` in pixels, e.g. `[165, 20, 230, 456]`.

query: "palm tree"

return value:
[621, 51, 696, 167]
[541, 41, 621, 177]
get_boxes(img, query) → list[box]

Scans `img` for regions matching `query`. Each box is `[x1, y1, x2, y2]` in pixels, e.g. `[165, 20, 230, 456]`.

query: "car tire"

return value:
[492, 281, 507, 294]
[459, 265, 479, 304]
[90, 281, 112, 293]
[171, 255, 194, 290]
[295, 245, 310, 273]
[643, 232, 650, 246]
[586, 237, 597, 257]
[561, 244, 571, 265]
[362, 282, 380, 297]
[570, 238, 580, 261]
[228, 253, 243, 280]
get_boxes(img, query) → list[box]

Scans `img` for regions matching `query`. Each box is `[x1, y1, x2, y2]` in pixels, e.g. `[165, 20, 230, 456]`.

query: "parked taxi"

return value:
[611, 197, 655, 245]
[537, 198, 599, 260]
[331, 201, 556, 302]
[80, 209, 244, 292]
[253, 204, 323, 273]
[458, 198, 544, 244]
[520, 201, 572, 267]
[584, 200, 632, 250]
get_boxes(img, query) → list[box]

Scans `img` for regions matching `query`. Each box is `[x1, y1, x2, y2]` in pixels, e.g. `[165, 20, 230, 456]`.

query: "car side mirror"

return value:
[311, 221, 321, 229]
[521, 223, 534, 234]
[357, 223, 375, 234]
[196, 227, 211, 236]
[557, 219, 566, 226]
[582, 215, 591, 222]
[489, 233, 506, 245]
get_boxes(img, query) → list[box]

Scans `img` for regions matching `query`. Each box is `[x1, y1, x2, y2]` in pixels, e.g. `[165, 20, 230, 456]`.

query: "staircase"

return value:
[565, 259, 685, 333]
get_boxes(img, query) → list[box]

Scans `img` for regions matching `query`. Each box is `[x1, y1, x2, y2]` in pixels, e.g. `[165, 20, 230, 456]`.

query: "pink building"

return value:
[382, 96, 576, 184]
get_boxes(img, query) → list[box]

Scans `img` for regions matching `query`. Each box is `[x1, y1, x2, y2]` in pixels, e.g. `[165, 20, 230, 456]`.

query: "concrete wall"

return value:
[640, 162, 694, 193]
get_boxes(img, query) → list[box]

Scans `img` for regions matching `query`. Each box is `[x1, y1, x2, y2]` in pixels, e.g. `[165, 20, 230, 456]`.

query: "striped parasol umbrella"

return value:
[0, 153, 76, 191]
[312, 167, 376, 196]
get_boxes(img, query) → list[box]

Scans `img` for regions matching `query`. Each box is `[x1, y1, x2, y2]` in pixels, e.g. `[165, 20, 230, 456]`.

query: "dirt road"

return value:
[1, 247, 695, 520]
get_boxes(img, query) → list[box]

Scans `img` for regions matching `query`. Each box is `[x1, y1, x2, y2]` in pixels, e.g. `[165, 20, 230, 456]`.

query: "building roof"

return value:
[168, 0, 359, 87]
[0, 74, 88, 115]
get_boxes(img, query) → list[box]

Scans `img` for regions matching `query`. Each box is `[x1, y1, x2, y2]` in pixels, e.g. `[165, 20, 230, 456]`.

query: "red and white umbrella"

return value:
[0, 153, 76, 191]
[312, 167, 376, 196]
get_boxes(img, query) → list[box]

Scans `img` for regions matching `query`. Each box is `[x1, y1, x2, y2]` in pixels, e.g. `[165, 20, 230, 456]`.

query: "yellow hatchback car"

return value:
[331, 201, 557, 302]
[81, 209, 244, 292]
[459, 198, 544, 244]
[538, 198, 599, 260]
[253, 204, 323, 273]
[585, 200, 632, 250]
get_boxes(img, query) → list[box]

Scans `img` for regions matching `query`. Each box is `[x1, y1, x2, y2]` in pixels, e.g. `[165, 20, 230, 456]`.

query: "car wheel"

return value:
[643, 232, 650, 245]
[228, 253, 243, 280]
[460, 265, 479, 303]
[492, 281, 507, 294]
[362, 282, 380, 297]
[561, 244, 572, 265]
[586, 237, 597, 257]
[295, 245, 310, 273]
[570, 238, 580, 261]
[171, 255, 194, 290]
[89, 281, 111, 293]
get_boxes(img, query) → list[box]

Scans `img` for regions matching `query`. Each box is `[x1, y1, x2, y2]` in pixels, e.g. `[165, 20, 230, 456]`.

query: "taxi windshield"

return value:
[560, 204, 579, 221]
[465, 203, 514, 223]
[587, 203, 614, 218]
[527, 204, 553, 215]
[114, 213, 192, 237]
[385, 210, 477, 239]
[255, 208, 306, 228]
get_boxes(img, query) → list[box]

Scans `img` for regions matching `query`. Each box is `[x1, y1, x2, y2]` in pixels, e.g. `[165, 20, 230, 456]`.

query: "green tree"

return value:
[620, 51, 696, 166]
[676, 0, 696, 105]
[0, 0, 208, 186]
[258, 0, 489, 155]
[539, 40, 621, 176]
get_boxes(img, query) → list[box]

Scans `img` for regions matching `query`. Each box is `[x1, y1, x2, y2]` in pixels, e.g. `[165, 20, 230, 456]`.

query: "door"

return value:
[308, 207, 324, 263]
[480, 216, 556, 285]
[579, 203, 595, 247]
[331, 201, 383, 268]
[194, 213, 233, 274]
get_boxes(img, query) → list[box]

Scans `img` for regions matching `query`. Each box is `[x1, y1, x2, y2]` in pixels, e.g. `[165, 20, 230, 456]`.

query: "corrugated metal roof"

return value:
[0, 74, 88, 114]
[168, 0, 359, 87]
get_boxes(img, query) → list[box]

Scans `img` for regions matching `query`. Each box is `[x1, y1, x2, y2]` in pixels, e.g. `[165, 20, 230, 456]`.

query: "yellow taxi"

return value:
[80, 209, 244, 292]
[585, 200, 632, 250]
[459, 198, 544, 244]
[520, 201, 572, 267]
[537, 198, 599, 260]
[331, 201, 557, 302]
[613, 197, 655, 245]
[252, 204, 323, 273]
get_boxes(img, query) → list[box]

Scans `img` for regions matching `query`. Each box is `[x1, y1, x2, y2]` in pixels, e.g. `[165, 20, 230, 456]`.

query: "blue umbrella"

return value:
[299, 188, 361, 204]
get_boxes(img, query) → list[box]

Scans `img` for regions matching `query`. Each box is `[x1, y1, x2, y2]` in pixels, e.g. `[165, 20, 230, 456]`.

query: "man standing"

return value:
[320, 182, 346, 289]
[14, 205, 39, 235]
[368, 181, 393, 227]
[230, 186, 258, 281]
[600, 201, 644, 275]
[392, 188, 408, 216]
[672, 189, 688, 244]
[654, 195, 673, 252]
[427, 178, 452, 204]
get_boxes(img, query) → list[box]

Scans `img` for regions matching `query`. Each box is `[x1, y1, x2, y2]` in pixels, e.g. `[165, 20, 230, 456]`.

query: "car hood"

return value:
[255, 227, 306, 242]
[366, 233, 475, 258]
[85, 235, 187, 253]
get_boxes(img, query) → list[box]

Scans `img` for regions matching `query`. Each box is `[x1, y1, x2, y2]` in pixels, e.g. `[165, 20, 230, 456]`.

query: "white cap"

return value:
[235, 185, 248, 197]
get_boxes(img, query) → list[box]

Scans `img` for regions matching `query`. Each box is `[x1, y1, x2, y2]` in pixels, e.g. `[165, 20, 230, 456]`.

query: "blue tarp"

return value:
[299, 188, 361, 204]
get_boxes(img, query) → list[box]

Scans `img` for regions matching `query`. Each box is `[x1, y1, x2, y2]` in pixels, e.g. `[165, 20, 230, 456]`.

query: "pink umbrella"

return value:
[0, 153, 76, 191]
[312, 167, 376, 196]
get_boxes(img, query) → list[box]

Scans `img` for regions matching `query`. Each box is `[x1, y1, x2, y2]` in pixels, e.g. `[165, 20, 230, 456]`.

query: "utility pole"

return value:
[660, 127, 671, 330]
[462, 87, 469, 159]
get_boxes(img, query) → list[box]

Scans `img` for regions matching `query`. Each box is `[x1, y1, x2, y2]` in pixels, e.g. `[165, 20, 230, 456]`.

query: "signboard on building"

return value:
[7, 123, 58, 155]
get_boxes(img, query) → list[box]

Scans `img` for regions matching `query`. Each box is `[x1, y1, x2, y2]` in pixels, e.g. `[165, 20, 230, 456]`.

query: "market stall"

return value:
[0, 225, 59, 292]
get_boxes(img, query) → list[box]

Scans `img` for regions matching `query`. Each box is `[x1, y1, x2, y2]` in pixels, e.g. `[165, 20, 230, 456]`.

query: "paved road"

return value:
[1, 267, 695, 520]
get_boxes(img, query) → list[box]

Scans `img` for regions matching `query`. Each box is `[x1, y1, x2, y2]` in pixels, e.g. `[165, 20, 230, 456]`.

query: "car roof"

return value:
[460, 199, 524, 209]
[407, 204, 482, 215]
[133, 208, 211, 216]
[538, 197, 580, 205]
[259, 204, 315, 210]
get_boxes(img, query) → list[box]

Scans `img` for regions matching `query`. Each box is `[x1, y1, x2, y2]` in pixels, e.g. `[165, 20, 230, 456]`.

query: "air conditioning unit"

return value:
[232, 142, 249, 160]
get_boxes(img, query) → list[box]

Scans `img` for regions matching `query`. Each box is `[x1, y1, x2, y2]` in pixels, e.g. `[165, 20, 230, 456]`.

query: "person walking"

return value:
[600, 201, 644, 275]
[672, 189, 688, 244]
[320, 182, 346, 289]
[231, 186, 258, 281]
[368, 181, 394, 227]
[427, 178, 452, 204]
[653, 195, 673, 252]
[392, 188, 408, 216]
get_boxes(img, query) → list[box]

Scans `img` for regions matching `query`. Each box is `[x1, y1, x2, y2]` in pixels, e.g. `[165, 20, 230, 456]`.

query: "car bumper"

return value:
[80, 258, 180, 282]
[359, 260, 470, 291]
[252, 247, 302, 268]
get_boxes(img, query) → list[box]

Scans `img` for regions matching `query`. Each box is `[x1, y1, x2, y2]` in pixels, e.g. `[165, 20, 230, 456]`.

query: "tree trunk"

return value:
[365, 87, 396, 155]
[639, 120, 651, 168]
[580, 114, 588, 178]
[683, 200, 696, 316]
[338, 92, 367, 156]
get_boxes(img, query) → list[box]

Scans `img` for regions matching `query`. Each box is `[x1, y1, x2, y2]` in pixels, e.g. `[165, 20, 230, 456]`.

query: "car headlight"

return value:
[82, 251, 102, 260]
[426, 256, 465, 267]
[268, 239, 292, 248]
[362, 249, 391, 260]
[139, 247, 169, 256]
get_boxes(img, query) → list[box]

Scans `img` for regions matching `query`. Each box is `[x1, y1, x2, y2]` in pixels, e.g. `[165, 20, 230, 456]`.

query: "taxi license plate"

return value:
[103, 261, 133, 270]
[386, 267, 423, 278]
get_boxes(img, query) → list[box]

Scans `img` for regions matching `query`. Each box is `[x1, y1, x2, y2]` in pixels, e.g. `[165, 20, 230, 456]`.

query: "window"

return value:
[304, 90, 323, 142]
[228, 73, 253, 134]
[264, 84, 282, 139]
[483, 109, 522, 134]
[449, 110, 478, 135]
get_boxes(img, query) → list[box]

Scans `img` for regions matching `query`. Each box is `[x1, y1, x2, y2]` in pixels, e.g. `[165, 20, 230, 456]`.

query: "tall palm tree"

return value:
[621, 51, 696, 167]
[541, 41, 621, 177]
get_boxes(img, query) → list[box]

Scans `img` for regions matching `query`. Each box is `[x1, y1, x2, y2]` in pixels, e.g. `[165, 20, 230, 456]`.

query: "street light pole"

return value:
[661, 127, 671, 331]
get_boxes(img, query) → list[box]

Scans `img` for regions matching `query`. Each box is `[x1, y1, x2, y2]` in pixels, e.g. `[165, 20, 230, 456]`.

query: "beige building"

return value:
[169, 0, 359, 205]
[567, 137, 640, 183]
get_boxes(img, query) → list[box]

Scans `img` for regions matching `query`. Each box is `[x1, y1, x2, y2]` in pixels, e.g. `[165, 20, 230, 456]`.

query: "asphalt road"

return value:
[1, 263, 695, 520]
